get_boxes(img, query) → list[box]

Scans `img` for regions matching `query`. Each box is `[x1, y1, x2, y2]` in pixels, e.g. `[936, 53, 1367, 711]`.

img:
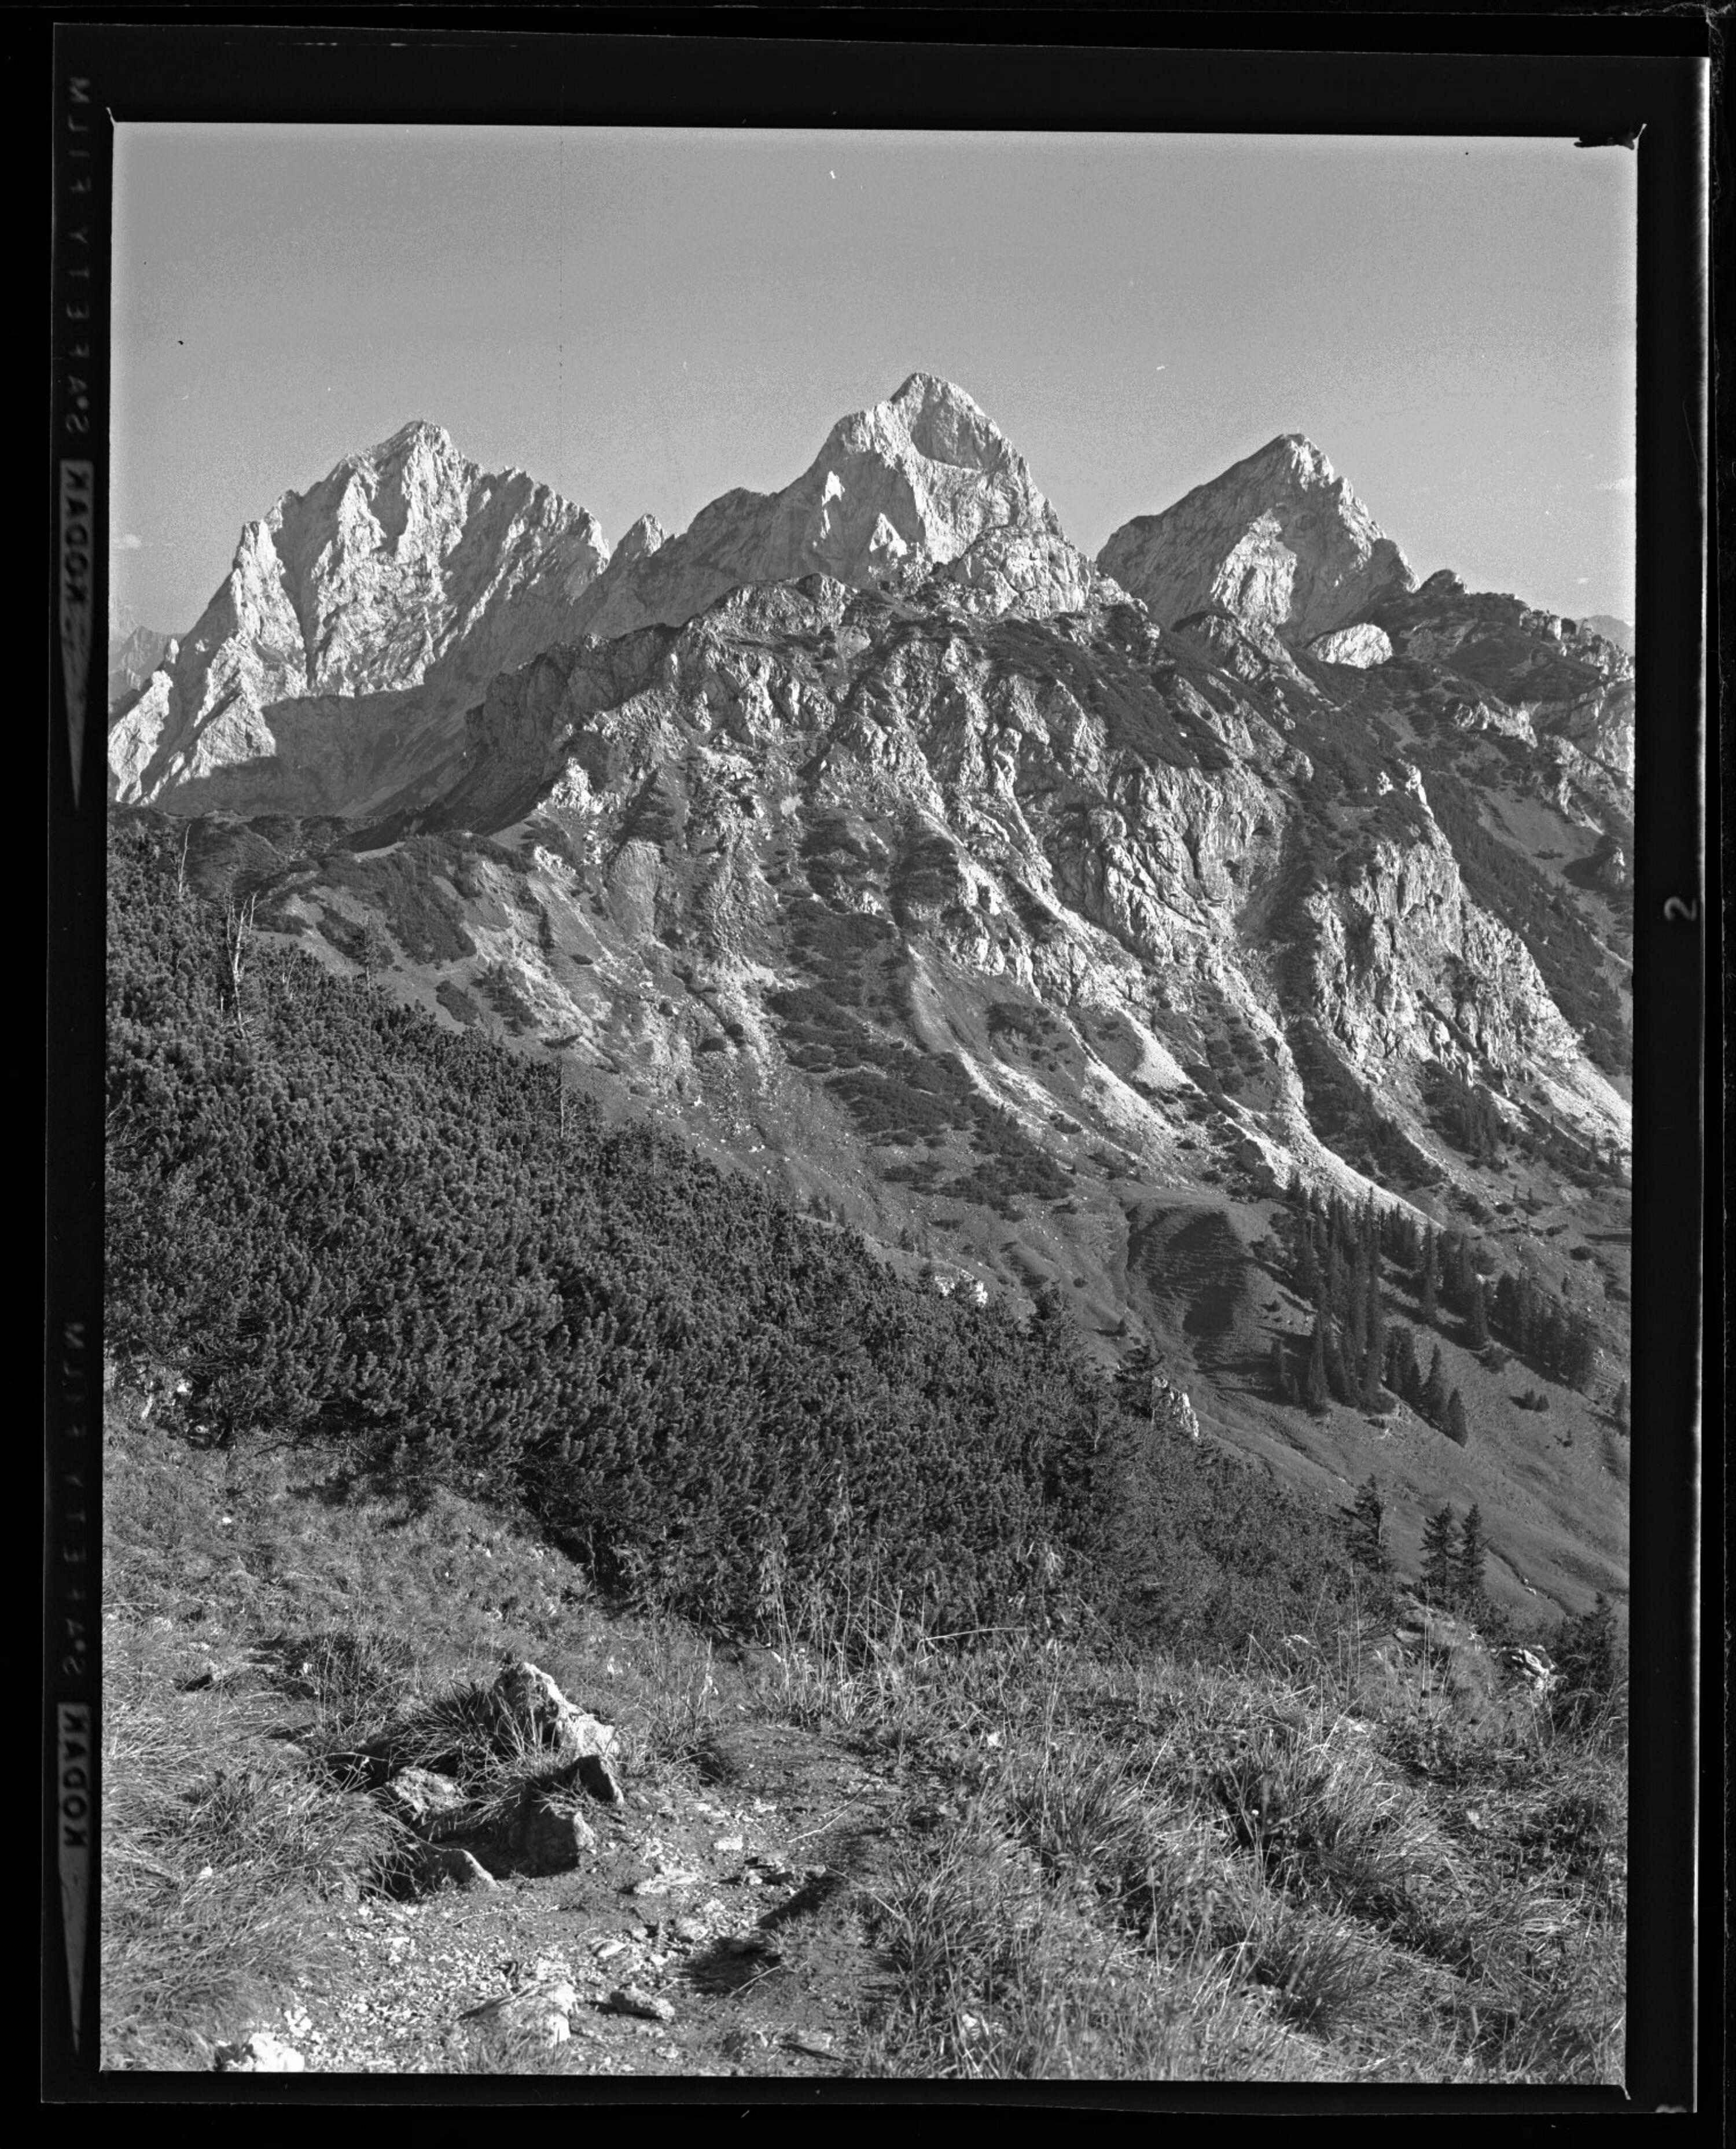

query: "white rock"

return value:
[432, 1846, 499, 1890]
[1306, 622, 1392, 668]
[214, 2031, 306, 2073]
[490, 1659, 617, 1757]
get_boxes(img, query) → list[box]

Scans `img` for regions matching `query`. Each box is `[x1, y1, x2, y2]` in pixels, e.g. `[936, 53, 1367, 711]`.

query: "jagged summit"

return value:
[568, 373, 1095, 642]
[371, 415, 454, 457]
[109, 424, 610, 815]
[842, 371, 1028, 482]
[1099, 434, 1417, 646]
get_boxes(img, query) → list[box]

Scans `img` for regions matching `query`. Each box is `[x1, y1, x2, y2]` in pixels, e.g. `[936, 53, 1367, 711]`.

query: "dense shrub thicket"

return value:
[106, 814, 1358, 1654]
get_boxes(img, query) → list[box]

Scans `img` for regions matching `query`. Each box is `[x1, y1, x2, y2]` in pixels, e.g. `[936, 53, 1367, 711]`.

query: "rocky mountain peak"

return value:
[612, 513, 667, 568]
[1099, 433, 1417, 645]
[567, 373, 1094, 645]
[840, 371, 1024, 484]
[108, 422, 611, 816]
[370, 415, 457, 460]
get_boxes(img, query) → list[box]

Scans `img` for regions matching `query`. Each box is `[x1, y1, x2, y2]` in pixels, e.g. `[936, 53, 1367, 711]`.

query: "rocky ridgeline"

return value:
[109, 378, 1112, 822]
[108, 374, 1632, 1334]
[566, 371, 1106, 643]
[1364, 571, 1635, 815]
[407, 562, 1627, 1172]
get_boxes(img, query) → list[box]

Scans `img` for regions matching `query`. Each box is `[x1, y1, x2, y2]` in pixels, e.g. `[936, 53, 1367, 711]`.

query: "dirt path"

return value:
[278, 1719, 904, 2076]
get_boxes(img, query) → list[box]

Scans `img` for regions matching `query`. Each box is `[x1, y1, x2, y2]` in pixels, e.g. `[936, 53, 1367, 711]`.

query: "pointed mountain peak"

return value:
[1258, 432, 1333, 473]
[569, 372, 1088, 642]
[612, 512, 667, 568]
[1099, 436, 1415, 642]
[890, 369, 976, 407]
[369, 417, 461, 463]
[840, 373, 1021, 481]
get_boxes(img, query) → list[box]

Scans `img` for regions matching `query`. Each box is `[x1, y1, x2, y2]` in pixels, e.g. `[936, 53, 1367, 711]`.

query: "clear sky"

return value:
[112, 126, 1637, 635]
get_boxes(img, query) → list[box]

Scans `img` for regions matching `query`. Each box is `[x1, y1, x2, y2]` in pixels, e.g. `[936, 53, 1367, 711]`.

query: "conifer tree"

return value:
[1268, 1338, 1288, 1399]
[1421, 1504, 1459, 1600]
[1350, 1475, 1392, 1574]
[1421, 1344, 1448, 1424]
[1466, 1273, 1490, 1350]
[1358, 1316, 1386, 1409]
[1454, 1502, 1487, 1603]
[1419, 1226, 1439, 1326]
[1365, 1265, 1387, 1372]
[1384, 1322, 1415, 1399]
[1322, 1319, 1350, 1405]
[1444, 1387, 1469, 1445]
[1303, 1320, 1329, 1411]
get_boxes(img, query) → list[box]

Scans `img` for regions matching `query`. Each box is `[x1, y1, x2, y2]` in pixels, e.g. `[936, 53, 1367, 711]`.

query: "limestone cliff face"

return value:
[1308, 777, 1601, 1091]
[569, 374, 1107, 642]
[1098, 435, 1416, 642]
[402, 572, 1627, 1183]
[108, 421, 609, 816]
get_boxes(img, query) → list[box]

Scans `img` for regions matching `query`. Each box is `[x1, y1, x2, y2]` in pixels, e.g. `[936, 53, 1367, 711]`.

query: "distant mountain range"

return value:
[109, 374, 1635, 1617]
[108, 596, 178, 710]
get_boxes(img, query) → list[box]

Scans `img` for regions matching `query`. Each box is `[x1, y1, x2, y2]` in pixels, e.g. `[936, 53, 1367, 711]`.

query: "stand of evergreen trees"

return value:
[1271, 1176, 1600, 1434]
[105, 815, 1362, 1658]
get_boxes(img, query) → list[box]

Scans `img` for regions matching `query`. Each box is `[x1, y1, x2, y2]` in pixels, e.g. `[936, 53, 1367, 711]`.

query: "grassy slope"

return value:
[103, 1374, 1627, 2082]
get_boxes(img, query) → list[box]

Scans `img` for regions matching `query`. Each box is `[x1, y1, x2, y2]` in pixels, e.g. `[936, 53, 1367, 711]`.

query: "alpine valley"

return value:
[107, 374, 1634, 1621]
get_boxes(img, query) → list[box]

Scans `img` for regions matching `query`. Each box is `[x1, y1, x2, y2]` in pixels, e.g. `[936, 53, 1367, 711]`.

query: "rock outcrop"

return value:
[1098, 434, 1416, 642]
[362, 563, 1627, 1191]
[1366, 571, 1634, 808]
[1307, 622, 1392, 668]
[108, 420, 609, 817]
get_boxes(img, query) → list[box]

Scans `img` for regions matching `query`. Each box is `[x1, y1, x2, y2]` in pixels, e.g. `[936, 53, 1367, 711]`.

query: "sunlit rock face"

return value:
[1098, 434, 1416, 643]
[567, 373, 1110, 641]
[1307, 623, 1392, 668]
[108, 420, 609, 817]
[404, 565, 1627, 1179]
